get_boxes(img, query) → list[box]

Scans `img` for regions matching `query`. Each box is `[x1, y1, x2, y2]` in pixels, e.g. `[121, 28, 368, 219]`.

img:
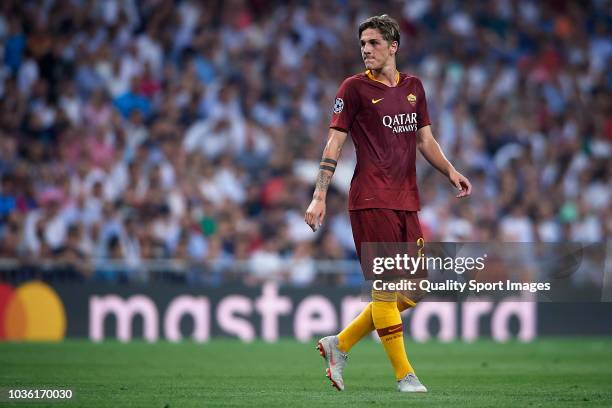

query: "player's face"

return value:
[360, 28, 397, 71]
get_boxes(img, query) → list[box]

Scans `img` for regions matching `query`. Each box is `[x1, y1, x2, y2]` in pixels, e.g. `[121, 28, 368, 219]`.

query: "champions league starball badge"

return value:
[333, 97, 344, 114]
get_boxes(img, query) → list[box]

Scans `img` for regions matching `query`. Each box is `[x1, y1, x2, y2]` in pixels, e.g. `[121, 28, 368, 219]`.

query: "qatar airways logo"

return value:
[383, 112, 418, 133]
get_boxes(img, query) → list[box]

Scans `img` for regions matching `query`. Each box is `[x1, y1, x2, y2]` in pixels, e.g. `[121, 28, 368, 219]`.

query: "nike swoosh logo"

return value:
[364, 198, 375, 201]
[329, 347, 335, 365]
[388, 326, 402, 333]
[372, 98, 384, 104]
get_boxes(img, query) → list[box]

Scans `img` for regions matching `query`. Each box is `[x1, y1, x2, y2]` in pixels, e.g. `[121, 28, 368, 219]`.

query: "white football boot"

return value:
[397, 372, 428, 392]
[316, 335, 348, 391]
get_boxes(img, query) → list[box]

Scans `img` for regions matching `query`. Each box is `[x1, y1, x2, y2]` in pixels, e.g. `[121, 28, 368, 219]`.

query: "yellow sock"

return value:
[372, 299, 414, 380]
[337, 303, 374, 352]
[336, 295, 416, 353]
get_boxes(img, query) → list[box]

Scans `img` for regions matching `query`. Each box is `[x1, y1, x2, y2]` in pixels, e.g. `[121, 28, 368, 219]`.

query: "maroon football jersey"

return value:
[329, 70, 431, 211]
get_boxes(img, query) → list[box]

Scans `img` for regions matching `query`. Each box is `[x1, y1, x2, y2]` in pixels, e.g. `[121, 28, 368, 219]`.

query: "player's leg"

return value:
[394, 211, 427, 392]
[319, 297, 420, 391]
[336, 296, 415, 353]
[316, 209, 378, 390]
[317, 209, 398, 390]
[350, 209, 419, 385]
[371, 289, 414, 380]
[318, 209, 423, 391]
[394, 291, 427, 392]
[370, 288, 426, 392]
[334, 209, 403, 353]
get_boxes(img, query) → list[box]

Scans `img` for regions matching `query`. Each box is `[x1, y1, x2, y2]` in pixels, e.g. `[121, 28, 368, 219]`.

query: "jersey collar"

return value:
[365, 69, 400, 87]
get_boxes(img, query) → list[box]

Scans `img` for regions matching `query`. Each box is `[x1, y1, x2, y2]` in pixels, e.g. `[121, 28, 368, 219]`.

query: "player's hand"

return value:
[449, 170, 472, 198]
[304, 198, 326, 232]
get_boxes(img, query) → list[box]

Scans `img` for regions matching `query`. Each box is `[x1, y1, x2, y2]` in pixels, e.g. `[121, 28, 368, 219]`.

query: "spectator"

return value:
[0, 0, 609, 286]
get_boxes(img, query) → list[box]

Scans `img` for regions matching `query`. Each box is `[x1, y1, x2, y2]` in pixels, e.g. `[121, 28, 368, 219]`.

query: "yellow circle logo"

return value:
[0, 281, 66, 341]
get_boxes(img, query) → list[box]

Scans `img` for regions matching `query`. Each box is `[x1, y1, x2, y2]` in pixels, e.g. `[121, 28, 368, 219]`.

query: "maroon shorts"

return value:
[349, 209, 426, 280]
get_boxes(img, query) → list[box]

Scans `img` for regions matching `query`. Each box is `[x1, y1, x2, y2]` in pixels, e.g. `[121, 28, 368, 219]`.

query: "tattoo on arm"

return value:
[313, 134, 343, 200]
[314, 170, 332, 197]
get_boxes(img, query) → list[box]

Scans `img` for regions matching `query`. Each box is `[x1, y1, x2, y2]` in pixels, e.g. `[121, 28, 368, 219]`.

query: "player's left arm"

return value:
[416, 125, 472, 198]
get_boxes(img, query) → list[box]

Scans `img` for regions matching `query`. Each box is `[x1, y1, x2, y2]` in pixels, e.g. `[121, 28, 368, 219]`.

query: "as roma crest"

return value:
[407, 93, 417, 106]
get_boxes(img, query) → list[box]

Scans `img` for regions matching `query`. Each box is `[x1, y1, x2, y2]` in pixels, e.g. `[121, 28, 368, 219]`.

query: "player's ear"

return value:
[390, 41, 398, 55]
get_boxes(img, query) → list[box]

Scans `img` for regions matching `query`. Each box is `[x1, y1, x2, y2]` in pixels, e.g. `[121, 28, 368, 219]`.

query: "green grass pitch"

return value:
[1, 338, 611, 407]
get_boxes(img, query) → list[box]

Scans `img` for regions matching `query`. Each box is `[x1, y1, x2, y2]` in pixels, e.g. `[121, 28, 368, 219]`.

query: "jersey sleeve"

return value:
[416, 79, 431, 129]
[329, 78, 360, 132]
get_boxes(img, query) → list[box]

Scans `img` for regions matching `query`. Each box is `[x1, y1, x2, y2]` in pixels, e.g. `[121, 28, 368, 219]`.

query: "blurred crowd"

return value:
[0, 0, 610, 286]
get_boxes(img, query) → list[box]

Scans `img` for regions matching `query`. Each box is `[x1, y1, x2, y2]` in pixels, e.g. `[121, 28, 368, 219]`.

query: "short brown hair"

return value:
[358, 14, 400, 46]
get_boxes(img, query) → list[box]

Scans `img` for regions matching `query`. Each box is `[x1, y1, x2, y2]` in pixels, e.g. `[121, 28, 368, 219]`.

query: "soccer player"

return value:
[304, 15, 472, 393]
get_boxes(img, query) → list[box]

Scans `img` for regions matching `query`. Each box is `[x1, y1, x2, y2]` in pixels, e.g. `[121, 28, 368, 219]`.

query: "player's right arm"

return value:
[304, 128, 348, 231]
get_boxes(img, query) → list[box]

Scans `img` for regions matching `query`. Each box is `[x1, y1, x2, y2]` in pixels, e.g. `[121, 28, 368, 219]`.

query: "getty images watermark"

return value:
[360, 242, 608, 301]
[371, 253, 551, 293]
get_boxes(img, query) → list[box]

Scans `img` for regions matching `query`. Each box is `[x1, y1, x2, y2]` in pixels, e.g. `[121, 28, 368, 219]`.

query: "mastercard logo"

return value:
[0, 281, 66, 341]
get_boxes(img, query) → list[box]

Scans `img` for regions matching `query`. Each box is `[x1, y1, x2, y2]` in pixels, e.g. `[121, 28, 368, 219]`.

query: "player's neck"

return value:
[366, 65, 399, 87]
